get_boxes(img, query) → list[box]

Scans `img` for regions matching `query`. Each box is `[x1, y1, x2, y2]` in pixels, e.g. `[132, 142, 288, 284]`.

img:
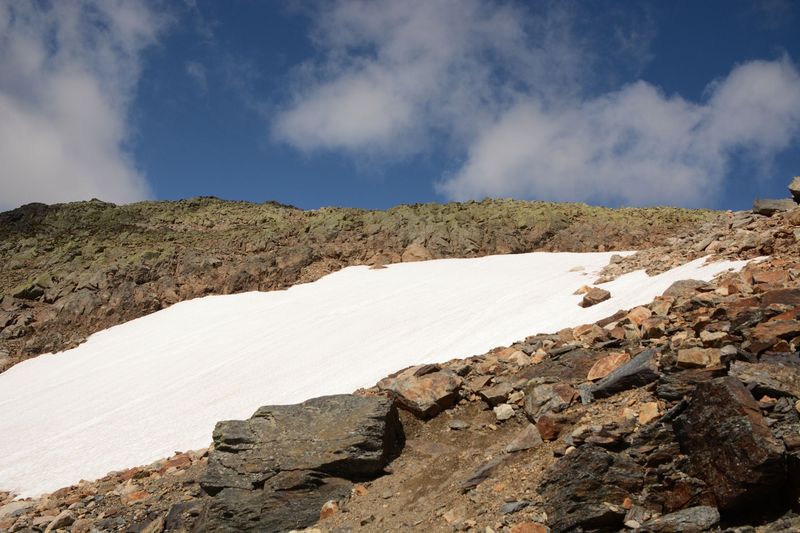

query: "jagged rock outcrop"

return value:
[673, 377, 787, 511]
[197, 394, 403, 532]
[539, 445, 643, 532]
[753, 198, 796, 216]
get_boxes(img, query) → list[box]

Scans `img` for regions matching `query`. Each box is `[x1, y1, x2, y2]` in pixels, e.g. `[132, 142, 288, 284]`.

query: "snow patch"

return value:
[0, 252, 747, 497]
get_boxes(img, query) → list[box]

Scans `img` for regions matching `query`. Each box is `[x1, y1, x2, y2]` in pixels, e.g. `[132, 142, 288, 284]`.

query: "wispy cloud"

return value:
[272, 0, 800, 207]
[0, 0, 163, 210]
[273, 0, 591, 158]
[185, 61, 208, 93]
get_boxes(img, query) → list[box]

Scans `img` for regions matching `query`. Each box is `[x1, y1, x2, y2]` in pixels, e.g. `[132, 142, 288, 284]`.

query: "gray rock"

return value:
[500, 500, 531, 514]
[639, 506, 720, 532]
[204, 475, 351, 533]
[662, 279, 709, 298]
[0, 500, 34, 519]
[448, 419, 470, 431]
[591, 348, 660, 398]
[753, 198, 796, 216]
[523, 383, 575, 421]
[43, 510, 75, 532]
[460, 456, 509, 492]
[790, 176, 800, 203]
[478, 381, 514, 406]
[199, 394, 404, 532]
[505, 423, 543, 453]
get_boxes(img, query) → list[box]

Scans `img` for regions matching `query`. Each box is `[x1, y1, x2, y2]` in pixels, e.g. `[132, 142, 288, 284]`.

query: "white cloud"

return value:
[273, 0, 800, 207]
[272, 0, 590, 157]
[0, 0, 163, 210]
[439, 58, 800, 206]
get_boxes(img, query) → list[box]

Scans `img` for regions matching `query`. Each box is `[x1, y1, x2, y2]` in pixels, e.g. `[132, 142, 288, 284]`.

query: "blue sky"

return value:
[1, 0, 800, 211]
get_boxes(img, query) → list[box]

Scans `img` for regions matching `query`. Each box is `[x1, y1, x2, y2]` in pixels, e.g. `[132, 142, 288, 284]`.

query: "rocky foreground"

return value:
[4, 197, 800, 532]
[0, 198, 711, 371]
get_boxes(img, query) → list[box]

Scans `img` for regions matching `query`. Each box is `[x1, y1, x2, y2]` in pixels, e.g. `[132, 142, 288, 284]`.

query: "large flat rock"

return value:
[199, 394, 403, 532]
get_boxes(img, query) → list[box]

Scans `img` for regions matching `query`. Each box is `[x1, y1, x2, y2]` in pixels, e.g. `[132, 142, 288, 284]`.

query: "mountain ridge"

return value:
[0, 198, 714, 372]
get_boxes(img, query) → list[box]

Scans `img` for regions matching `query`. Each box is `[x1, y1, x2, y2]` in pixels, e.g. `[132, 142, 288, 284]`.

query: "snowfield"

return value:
[0, 252, 748, 497]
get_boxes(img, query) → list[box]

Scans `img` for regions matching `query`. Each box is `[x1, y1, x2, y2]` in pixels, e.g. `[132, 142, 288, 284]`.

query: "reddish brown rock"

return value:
[753, 269, 790, 286]
[627, 306, 653, 326]
[378, 366, 462, 418]
[761, 288, 800, 308]
[676, 348, 721, 369]
[638, 402, 660, 425]
[751, 320, 800, 342]
[587, 352, 631, 381]
[319, 499, 339, 520]
[535, 413, 563, 441]
[573, 323, 606, 344]
[400, 242, 433, 262]
[641, 316, 669, 339]
[580, 287, 611, 308]
[479, 381, 514, 406]
[729, 361, 800, 399]
[673, 377, 786, 511]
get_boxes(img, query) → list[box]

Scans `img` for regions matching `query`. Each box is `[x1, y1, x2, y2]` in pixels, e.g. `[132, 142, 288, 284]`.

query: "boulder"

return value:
[591, 348, 660, 399]
[638, 506, 720, 533]
[761, 288, 800, 308]
[505, 424, 543, 453]
[580, 287, 611, 308]
[378, 366, 462, 418]
[751, 319, 800, 343]
[401, 242, 433, 262]
[729, 360, 800, 399]
[523, 383, 576, 421]
[494, 403, 515, 421]
[753, 198, 796, 216]
[43, 510, 75, 533]
[789, 176, 800, 203]
[479, 381, 515, 406]
[662, 280, 708, 298]
[641, 316, 669, 339]
[587, 352, 631, 381]
[540, 445, 643, 532]
[676, 348, 721, 369]
[199, 394, 404, 532]
[673, 377, 786, 511]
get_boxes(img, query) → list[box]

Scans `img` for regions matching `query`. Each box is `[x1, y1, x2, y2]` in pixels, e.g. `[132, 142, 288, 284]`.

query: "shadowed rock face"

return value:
[539, 444, 644, 532]
[673, 377, 787, 511]
[199, 394, 404, 532]
[591, 348, 660, 399]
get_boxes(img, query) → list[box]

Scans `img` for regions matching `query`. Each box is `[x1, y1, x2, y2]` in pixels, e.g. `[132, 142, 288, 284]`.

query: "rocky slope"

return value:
[0, 198, 712, 371]
[4, 197, 800, 532]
